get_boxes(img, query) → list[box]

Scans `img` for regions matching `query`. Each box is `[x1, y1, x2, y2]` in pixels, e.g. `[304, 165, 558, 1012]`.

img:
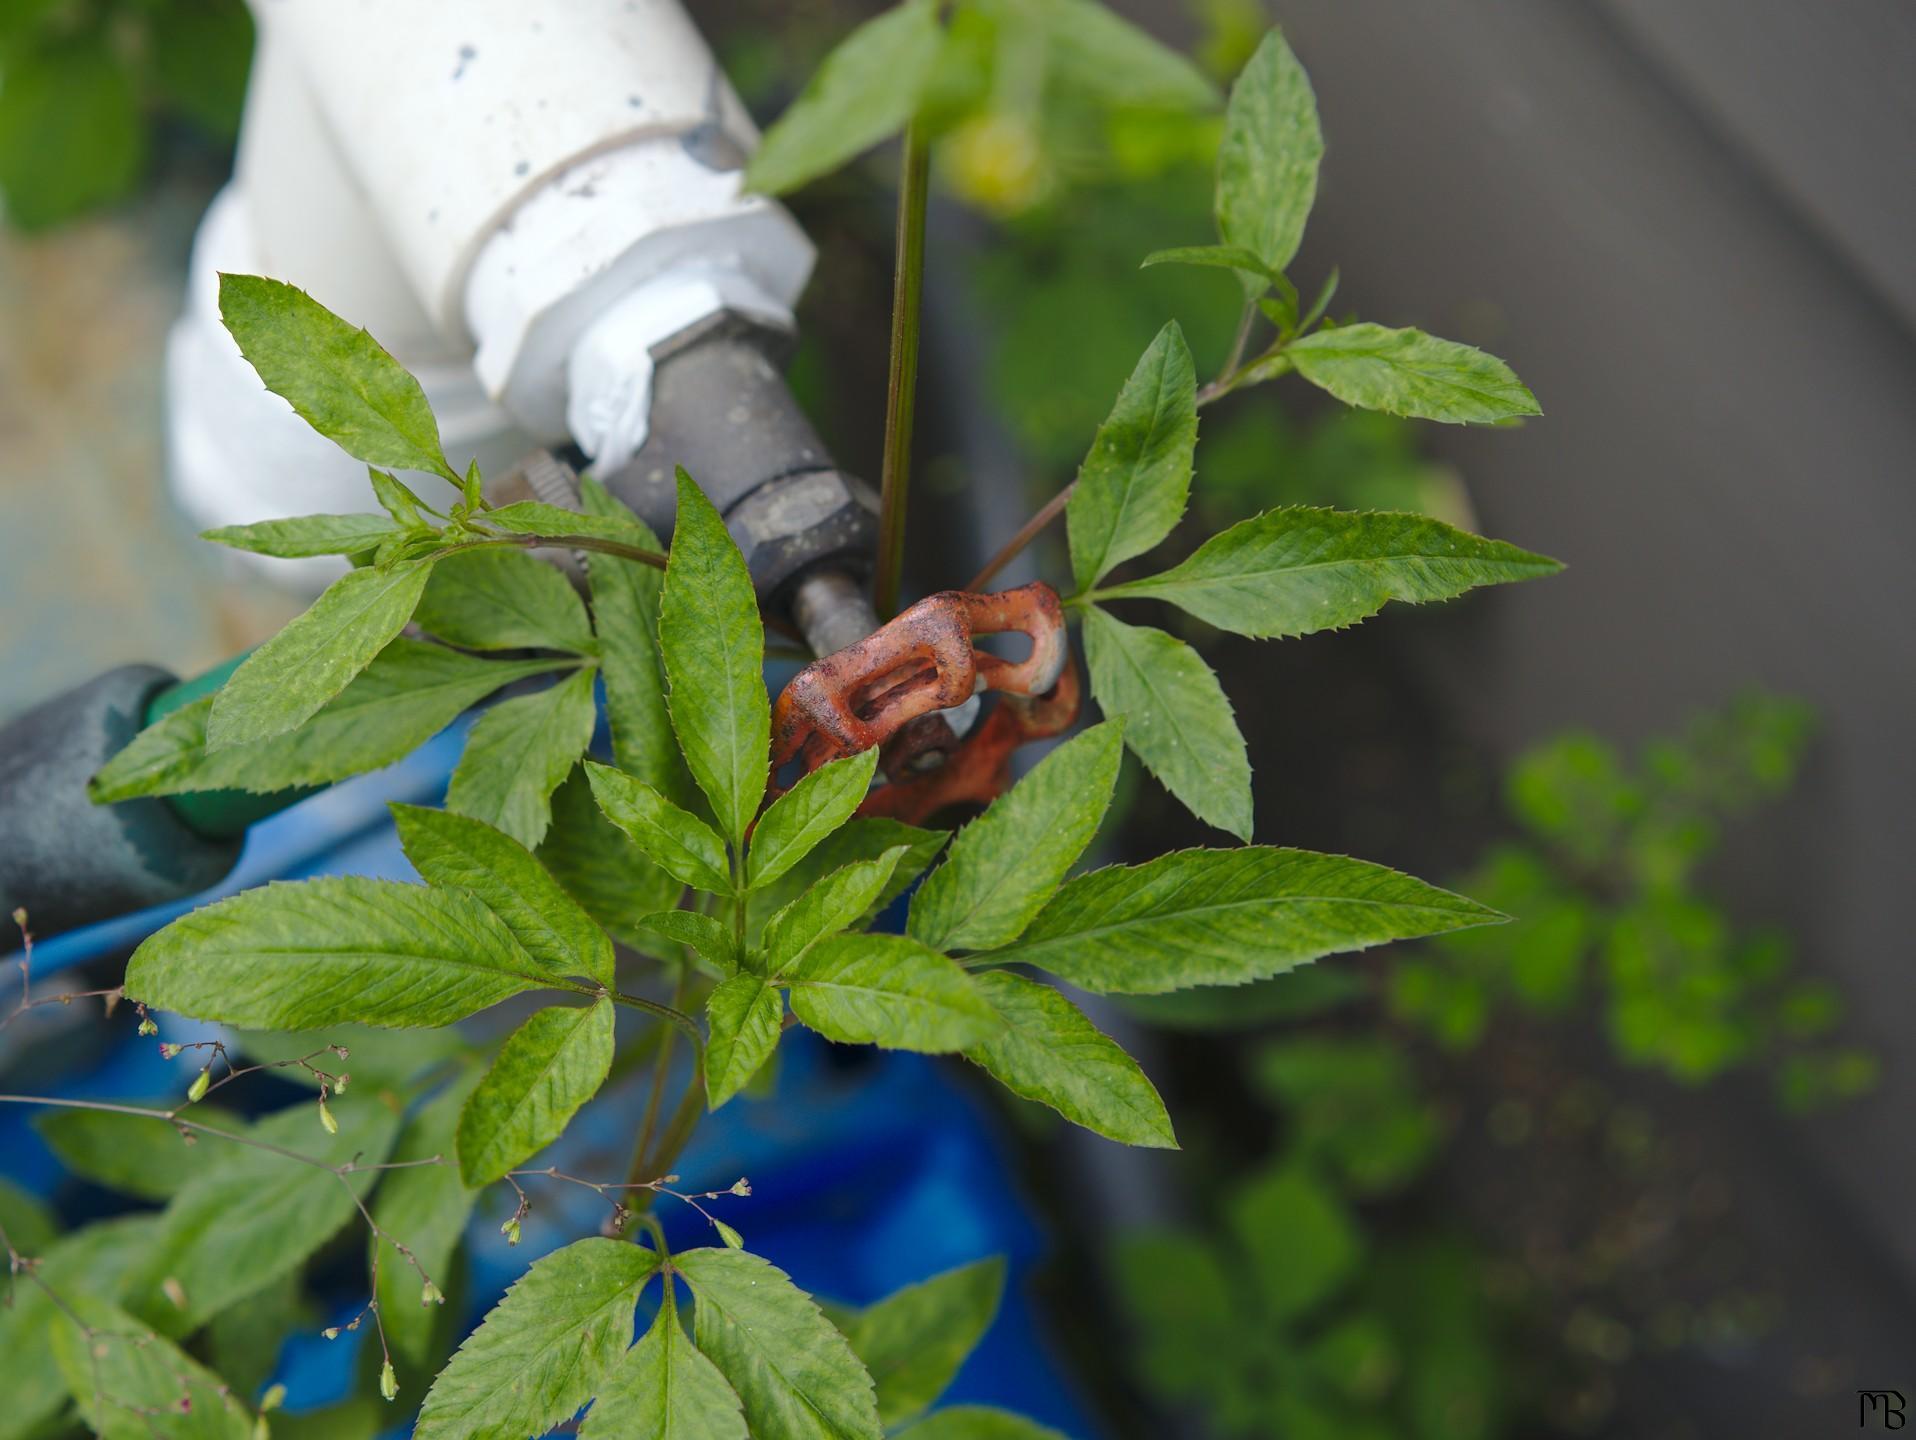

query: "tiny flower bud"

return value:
[186, 1068, 211, 1103]
[162, 1276, 188, 1310]
[158, 1043, 181, 1060]
[252, 1416, 270, 1440]
[321, 1328, 341, 1341]
[332, 1045, 350, 1060]
[138, 1018, 159, 1037]
[421, 1280, 442, 1307]
[346, 1317, 361, 1332]
[731, 1177, 752, 1197]
[333, 1073, 350, 1093]
[317, 1097, 338, 1135]
[379, 1360, 398, 1403]
[714, 1219, 744, 1250]
[260, 1384, 286, 1413]
[502, 1216, 522, 1246]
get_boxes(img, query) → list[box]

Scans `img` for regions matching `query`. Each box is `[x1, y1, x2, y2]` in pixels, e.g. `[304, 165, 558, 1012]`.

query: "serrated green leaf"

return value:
[207, 560, 433, 748]
[749, 748, 879, 890]
[639, 910, 741, 975]
[747, 819, 946, 945]
[36, 1103, 243, 1201]
[202, 513, 405, 559]
[581, 1287, 747, 1440]
[51, 1296, 253, 1440]
[1140, 244, 1273, 281]
[482, 500, 665, 551]
[764, 849, 908, 974]
[90, 642, 565, 801]
[659, 470, 768, 847]
[984, 847, 1504, 994]
[1097, 507, 1561, 638]
[149, 1094, 400, 1329]
[745, 0, 945, 197]
[0, 36, 143, 231]
[447, 666, 599, 849]
[1066, 323, 1197, 593]
[416, 1238, 660, 1440]
[789, 934, 997, 1052]
[126, 876, 560, 1028]
[374, 1073, 480, 1364]
[415, 547, 595, 654]
[539, 769, 686, 953]
[579, 478, 697, 807]
[457, 999, 615, 1185]
[586, 761, 733, 896]
[705, 974, 785, 1109]
[842, 1259, 1004, 1426]
[898, 1407, 1068, 1440]
[218, 273, 458, 480]
[908, 723, 1123, 953]
[1081, 606, 1252, 839]
[1018, 0, 1218, 111]
[677, 1247, 883, 1440]
[1232, 1166, 1360, 1320]
[394, 804, 612, 985]
[964, 971, 1176, 1148]
[1287, 323, 1541, 424]
[1216, 28, 1323, 283]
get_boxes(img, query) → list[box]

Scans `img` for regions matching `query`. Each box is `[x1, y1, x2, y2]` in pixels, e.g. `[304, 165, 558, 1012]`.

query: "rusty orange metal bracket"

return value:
[770, 580, 1081, 826]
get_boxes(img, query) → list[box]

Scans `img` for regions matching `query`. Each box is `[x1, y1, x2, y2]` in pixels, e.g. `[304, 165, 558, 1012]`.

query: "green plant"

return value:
[0, 0, 252, 230]
[4, 12, 1561, 1438]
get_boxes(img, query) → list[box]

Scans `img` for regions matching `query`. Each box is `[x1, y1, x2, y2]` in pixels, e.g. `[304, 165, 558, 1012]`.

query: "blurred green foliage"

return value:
[0, 0, 252, 231]
[1393, 694, 1875, 1109]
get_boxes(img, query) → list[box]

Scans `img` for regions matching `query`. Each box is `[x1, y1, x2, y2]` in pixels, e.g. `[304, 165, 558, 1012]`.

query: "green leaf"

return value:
[90, 642, 565, 801]
[788, 934, 997, 1052]
[416, 1238, 661, 1440]
[126, 876, 560, 1028]
[203, 513, 405, 559]
[749, 748, 879, 890]
[1066, 322, 1197, 593]
[457, 999, 616, 1185]
[676, 1247, 883, 1440]
[482, 500, 664, 550]
[1287, 323, 1541, 424]
[639, 911, 741, 974]
[206, 560, 433, 748]
[447, 666, 599, 849]
[763, 849, 908, 973]
[0, 36, 142, 231]
[374, 1073, 480, 1363]
[1216, 28, 1323, 281]
[208, 1270, 306, 1400]
[0, 1176, 56, 1254]
[984, 846, 1505, 994]
[1081, 606, 1252, 840]
[586, 761, 733, 896]
[581, 1288, 748, 1440]
[1097, 507, 1561, 638]
[964, 971, 1176, 1148]
[1140, 244, 1274, 281]
[579, 478, 696, 806]
[231, 1023, 471, 1093]
[394, 804, 612, 985]
[660, 470, 769, 847]
[218, 273, 459, 480]
[51, 1297, 253, 1440]
[908, 723, 1123, 952]
[415, 548, 595, 654]
[149, 1095, 400, 1329]
[1232, 1166, 1360, 1320]
[842, 1259, 1004, 1426]
[370, 468, 434, 526]
[37, 1103, 243, 1201]
[539, 769, 686, 953]
[705, 974, 785, 1108]
[898, 1408, 1068, 1440]
[747, 819, 946, 945]
[1019, 0, 1219, 111]
[745, 0, 945, 197]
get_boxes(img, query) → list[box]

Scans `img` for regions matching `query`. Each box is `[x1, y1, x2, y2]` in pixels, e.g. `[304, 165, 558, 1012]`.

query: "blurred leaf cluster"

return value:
[0, 0, 251, 231]
[1392, 694, 1874, 1109]
[1118, 1036, 1507, 1440]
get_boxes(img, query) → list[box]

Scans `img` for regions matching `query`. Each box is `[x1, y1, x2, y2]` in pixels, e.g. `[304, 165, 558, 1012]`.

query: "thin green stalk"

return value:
[872, 122, 931, 620]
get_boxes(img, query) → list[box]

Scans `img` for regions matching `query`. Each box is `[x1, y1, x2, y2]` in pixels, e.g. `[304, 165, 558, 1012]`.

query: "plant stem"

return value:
[434, 534, 667, 570]
[872, 122, 931, 620]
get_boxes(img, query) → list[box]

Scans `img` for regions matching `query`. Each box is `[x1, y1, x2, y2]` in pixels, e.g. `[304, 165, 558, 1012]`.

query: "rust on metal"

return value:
[769, 580, 1080, 826]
